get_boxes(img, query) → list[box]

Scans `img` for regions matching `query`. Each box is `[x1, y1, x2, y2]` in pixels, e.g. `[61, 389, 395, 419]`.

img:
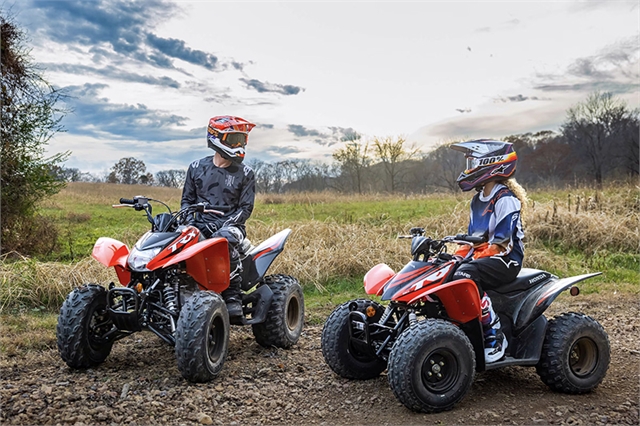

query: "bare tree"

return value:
[332, 136, 371, 194]
[156, 169, 186, 188]
[562, 92, 631, 187]
[615, 111, 639, 177]
[372, 135, 419, 192]
[425, 142, 466, 192]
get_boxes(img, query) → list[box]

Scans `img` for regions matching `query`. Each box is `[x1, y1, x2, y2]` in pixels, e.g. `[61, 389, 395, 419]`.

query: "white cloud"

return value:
[13, 0, 638, 172]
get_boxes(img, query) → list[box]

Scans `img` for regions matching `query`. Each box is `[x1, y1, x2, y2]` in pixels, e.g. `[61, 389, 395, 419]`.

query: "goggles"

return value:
[465, 152, 513, 172]
[466, 157, 480, 171]
[208, 126, 248, 148]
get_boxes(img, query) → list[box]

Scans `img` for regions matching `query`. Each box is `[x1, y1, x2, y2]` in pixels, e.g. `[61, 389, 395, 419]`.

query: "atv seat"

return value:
[492, 268, 554, 294]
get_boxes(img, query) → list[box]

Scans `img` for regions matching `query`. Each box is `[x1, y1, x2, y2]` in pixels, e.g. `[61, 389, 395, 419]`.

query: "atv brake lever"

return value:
[203, 209, 224, 216]
[112, 204, 134, 208]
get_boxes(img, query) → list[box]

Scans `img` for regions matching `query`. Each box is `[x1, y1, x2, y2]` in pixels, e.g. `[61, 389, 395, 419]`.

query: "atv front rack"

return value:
[107, 287, 142, 332]
[348, 307, 410, 360]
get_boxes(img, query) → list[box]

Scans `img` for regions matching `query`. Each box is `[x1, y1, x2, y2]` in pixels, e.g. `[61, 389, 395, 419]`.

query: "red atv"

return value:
[321, 227, 610, 413]
[57, 196, 304, 382]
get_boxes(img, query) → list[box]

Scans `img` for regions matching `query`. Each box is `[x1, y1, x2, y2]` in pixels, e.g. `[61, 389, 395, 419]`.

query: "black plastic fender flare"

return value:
[514, 272, 602, 331]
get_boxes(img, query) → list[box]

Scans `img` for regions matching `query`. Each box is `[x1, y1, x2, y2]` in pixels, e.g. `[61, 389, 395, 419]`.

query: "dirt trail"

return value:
[1, 294, 638, 425]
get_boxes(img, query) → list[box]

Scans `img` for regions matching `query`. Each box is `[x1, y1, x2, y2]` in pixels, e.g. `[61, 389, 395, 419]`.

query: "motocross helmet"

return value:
[450, 139, 517, 191]
[207, 115, 256, 163]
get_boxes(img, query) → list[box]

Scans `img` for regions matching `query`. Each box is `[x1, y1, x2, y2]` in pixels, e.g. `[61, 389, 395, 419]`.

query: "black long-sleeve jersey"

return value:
[181, 156, 255, 235]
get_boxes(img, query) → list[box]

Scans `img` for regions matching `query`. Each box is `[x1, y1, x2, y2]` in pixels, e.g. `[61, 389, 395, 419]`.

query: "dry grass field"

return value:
[0, 181, 638, 312]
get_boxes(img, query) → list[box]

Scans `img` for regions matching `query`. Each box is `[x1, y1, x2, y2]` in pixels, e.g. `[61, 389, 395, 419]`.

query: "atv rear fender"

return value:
[92, 237, 131, 285]
[153, 237, 230, 293]
[407, 278, 482, 324]
[242, 229, 291, 288]
[364, 263, 395, 296]
[514, 272, 602, 331]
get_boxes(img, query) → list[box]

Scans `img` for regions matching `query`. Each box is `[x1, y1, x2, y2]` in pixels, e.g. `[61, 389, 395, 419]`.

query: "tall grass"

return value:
[1, 182, 637, 312]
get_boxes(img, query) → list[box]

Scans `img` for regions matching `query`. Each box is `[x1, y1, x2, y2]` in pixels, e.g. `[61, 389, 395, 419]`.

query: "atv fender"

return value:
[364, 264, 395, 296]
[407, 278, 482, 324]
[150, 237, 230, 293]
[92, 237, 131, 285]
[243, 229, 292, 287]
[514, 272, 602, 331]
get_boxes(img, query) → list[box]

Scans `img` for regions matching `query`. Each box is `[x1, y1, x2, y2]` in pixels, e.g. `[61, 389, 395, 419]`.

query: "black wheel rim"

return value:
[569, 337, 599, 378]
[421, 348, 459, 393]
[207, 314, 225, 364]
[286, 295, 301, 333]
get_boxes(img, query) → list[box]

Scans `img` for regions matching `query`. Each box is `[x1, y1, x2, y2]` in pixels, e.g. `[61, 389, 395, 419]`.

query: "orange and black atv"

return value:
[321, 227, 610, 413]
[57, 196, 304, 382]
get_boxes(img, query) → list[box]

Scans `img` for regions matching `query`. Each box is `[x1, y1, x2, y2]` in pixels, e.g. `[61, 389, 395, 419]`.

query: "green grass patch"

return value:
[256, 197, 462, 225]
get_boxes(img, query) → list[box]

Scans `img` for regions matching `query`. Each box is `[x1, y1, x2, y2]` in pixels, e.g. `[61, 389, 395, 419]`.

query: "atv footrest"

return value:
[348, 311, 376, 357]
[485, 356, 539, 370]
[231, 284, 274, 326]
[107, 287, 142, 331]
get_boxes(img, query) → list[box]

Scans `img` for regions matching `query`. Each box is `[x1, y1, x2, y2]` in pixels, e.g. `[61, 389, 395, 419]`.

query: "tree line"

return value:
[57, 91, 639, 193]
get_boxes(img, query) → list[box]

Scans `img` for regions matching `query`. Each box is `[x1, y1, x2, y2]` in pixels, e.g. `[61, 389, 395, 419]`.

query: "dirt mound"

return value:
[1, 294, 638, 425]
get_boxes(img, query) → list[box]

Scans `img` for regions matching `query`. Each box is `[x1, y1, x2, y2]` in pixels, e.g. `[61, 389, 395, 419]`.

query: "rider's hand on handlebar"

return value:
[203, 209, 224, 216]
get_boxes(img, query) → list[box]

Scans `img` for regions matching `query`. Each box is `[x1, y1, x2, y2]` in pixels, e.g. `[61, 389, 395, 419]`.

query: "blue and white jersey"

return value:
[468, 183, 524, 264]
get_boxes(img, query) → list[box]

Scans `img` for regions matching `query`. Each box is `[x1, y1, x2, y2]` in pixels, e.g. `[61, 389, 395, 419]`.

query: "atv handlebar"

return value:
[399, 230, 487, 245]
[112, 196, 230, 232]
[398, 228, 489, 262]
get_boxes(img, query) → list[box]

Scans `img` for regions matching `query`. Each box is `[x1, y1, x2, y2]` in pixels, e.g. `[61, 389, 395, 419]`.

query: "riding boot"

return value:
[481, 292, 508, 363]
[222, 256, 243, 318]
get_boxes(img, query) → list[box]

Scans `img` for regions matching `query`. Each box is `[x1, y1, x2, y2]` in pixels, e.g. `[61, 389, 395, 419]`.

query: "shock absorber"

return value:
[379, 305, 394, 325]
[163, 285, 178, 315]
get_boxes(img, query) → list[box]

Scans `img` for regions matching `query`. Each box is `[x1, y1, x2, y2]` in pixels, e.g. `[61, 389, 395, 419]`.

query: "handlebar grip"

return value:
[455, 234, 486, 244]
[119, 198, 135, 205]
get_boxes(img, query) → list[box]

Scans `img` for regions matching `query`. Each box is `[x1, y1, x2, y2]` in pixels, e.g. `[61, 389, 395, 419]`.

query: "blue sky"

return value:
[14, 0, 639, 175]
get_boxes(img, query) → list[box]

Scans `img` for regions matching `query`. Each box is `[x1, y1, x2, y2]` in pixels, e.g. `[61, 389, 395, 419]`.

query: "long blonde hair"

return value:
[503, 178, 529, 227]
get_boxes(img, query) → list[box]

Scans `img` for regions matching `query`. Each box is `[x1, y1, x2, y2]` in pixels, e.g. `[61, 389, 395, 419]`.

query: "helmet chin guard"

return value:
[450, 140, 517, 191]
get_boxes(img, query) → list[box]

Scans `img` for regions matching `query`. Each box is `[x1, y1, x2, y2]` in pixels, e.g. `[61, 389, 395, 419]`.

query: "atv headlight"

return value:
[128, 246, 162, 271]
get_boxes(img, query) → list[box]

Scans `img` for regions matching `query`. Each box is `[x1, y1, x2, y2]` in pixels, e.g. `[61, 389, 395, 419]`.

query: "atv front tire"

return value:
[321, 299, 387, 380]
[175, 291, 230, 383]
[536, 312, 610, 393]
[57, 284, 114, 368]
[252, 274, 304, 348]
[388, 319, 475, 413]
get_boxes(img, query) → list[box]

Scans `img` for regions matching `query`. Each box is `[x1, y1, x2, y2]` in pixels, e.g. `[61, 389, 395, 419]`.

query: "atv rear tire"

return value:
[175, 291, 230, 383]
[388, 319, 475, 413]
[321, 299, 387, 380]
[57, 284, 114, 368]
[252, 274, 304, 348]
[536, 312, 610, 393]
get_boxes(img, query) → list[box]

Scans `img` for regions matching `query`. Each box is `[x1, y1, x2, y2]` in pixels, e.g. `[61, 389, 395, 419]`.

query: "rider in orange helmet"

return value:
[181, 116, 256, 317]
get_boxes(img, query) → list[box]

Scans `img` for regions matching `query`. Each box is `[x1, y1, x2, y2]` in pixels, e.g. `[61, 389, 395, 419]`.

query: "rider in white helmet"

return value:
[449, 139, 527, 363]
